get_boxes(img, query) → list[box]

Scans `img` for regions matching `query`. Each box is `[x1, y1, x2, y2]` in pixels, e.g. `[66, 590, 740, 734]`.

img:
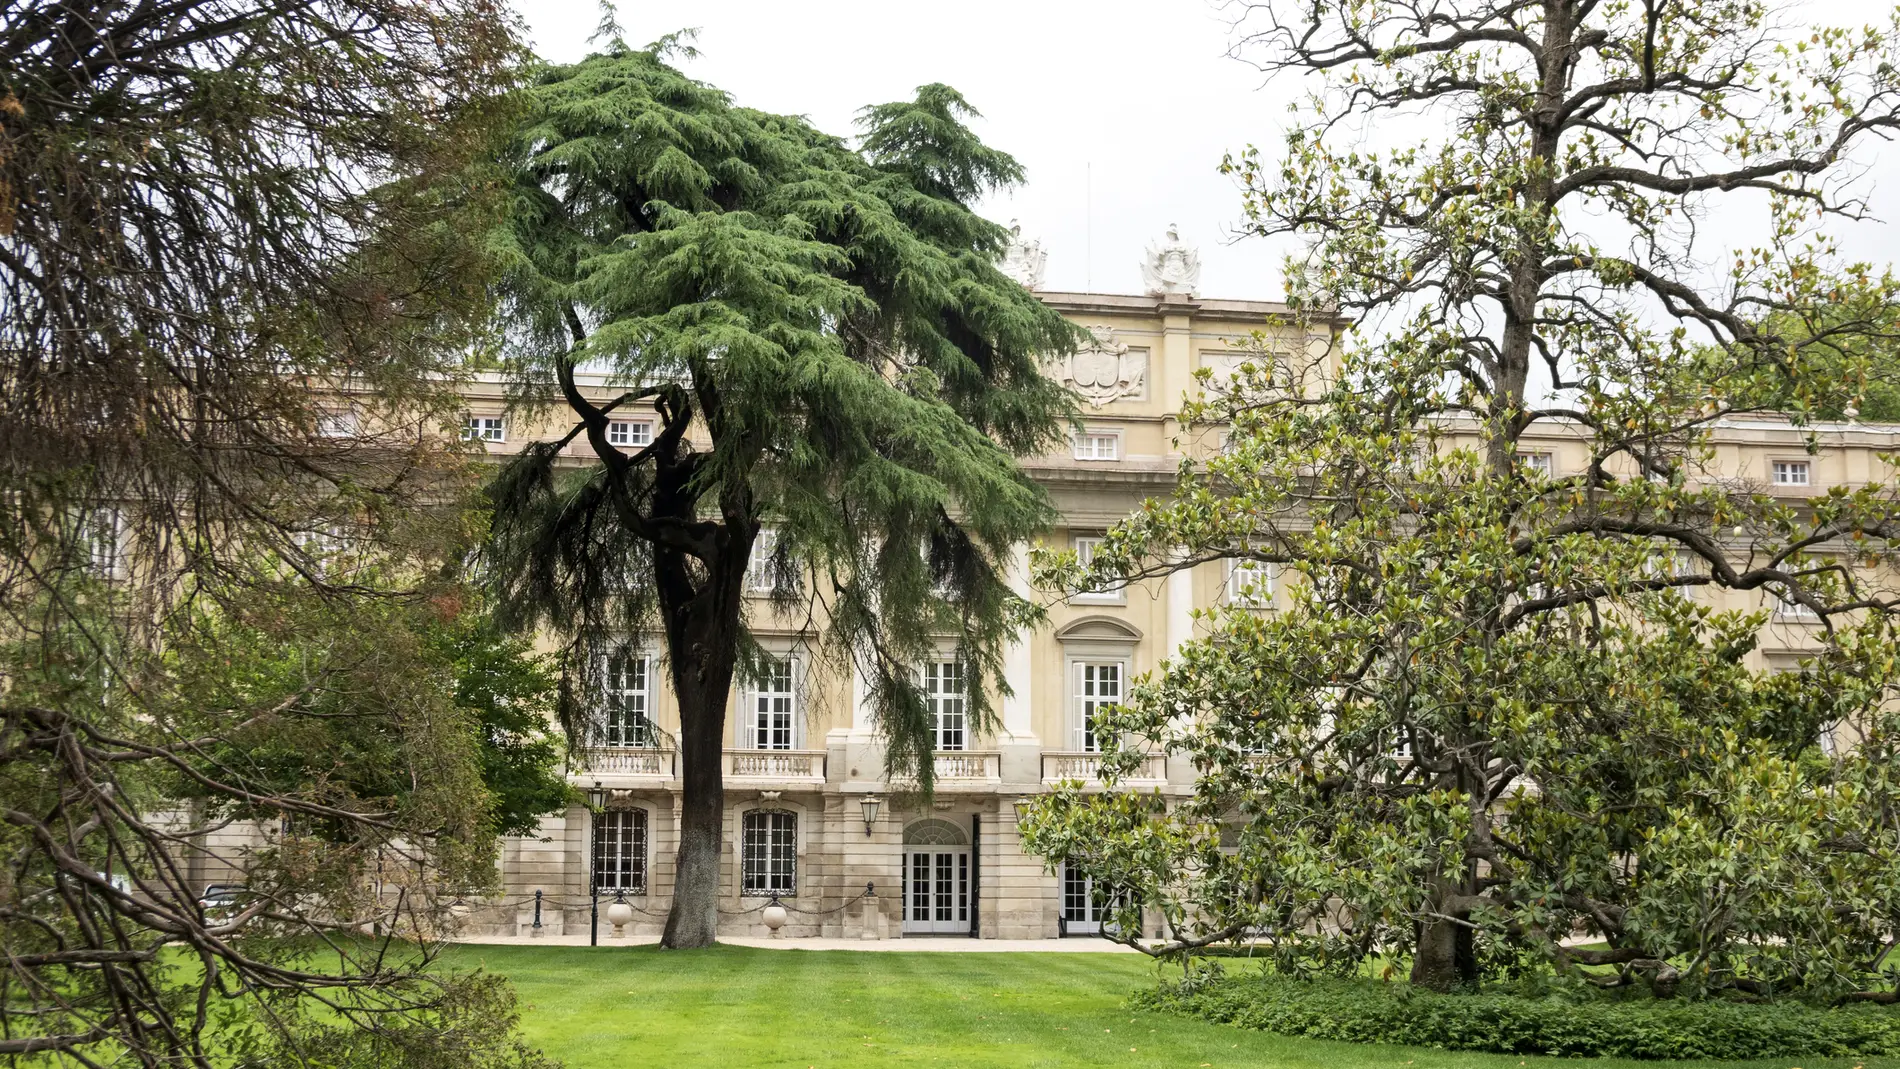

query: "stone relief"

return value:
[997, 219, 1047, 290]
[1054, 325, 1148, 407]
[1141, 223, 1201, 297]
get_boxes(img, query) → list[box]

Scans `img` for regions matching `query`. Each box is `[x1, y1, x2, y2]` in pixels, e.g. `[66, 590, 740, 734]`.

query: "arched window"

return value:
[741, 809, 796, 895]
[592, 808, 647, 894]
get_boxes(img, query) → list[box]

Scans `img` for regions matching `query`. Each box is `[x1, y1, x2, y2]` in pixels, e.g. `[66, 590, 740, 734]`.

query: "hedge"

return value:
[1134, 973, 1900, 1060]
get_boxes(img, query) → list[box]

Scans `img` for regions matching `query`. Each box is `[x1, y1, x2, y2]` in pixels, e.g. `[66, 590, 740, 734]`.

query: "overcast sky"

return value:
[510, 0, 1900, 305]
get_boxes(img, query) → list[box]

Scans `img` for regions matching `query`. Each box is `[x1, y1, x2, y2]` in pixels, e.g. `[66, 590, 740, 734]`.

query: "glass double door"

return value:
[1062, 862, 1107, 935]
[903, 848, 970, 934]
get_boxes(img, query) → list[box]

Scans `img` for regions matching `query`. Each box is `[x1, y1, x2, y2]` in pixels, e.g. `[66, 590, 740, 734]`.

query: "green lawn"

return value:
[444, 944, 1895, 1069]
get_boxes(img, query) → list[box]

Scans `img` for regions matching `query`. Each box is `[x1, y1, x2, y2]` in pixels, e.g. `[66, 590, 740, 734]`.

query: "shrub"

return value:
[1135, 972, 1900, 1060]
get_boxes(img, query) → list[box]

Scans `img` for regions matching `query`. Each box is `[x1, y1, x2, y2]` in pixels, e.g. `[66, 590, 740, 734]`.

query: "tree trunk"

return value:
[654, 530, 750, 949]
[661, 669, 727, 948]
[1411, 877, 1479, 991]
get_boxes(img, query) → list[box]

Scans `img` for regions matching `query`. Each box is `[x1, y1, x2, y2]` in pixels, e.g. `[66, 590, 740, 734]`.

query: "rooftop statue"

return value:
[1141, 223, 1201, 297]
[998, 219, 1047, 290]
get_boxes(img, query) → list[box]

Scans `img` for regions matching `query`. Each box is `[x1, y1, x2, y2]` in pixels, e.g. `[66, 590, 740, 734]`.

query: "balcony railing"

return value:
[578, 747, 672, 776]
[931, 751, 1001, 783]
[724, 749, 827, 782]
[1041, 750, 1166, 785]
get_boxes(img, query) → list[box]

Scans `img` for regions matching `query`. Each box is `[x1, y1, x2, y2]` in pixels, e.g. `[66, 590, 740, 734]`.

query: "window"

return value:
[746, 529, 790, 595]
[607, 419, 653, 448]
[1773, 591, 1819, 619]
[592, 808, 647, 894]
[1772, 459, 1811, 486]
[1228, 558, 1273, 607]
[741, 810, 796, 895]
[1071, 536, 1124, 604]
[317, 409, 359, 438]
[1072, 429, 1121, 461]
[750, 657, 796, 750]
[294, 525, 349, 575]
[1074, 661, 1122, 752]
[84, 507, 126, 580]
[1515, 452, 1553, 476]
[463, 415, 505, 442]
[924, 660, 966, 751]
[602, 649, 654, 747]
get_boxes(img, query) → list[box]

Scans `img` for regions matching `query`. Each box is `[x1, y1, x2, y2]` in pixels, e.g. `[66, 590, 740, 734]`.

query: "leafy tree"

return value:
[435, 598, 574, 838]
[1024, 0, 1900, 998]
[0, 1, 546, 1064]
[484, 40, 1078, 947]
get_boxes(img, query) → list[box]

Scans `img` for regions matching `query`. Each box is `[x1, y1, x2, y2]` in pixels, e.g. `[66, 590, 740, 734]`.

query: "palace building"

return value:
[446, 229, 1891, 941]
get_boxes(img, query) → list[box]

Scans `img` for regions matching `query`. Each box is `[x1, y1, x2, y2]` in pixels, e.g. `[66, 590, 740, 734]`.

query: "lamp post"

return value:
[859, 795, 881, 837]
[586, 781, 606, 947]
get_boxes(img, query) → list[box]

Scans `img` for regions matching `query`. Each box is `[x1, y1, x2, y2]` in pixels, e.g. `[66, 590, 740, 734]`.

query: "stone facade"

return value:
[444, 284, 1898, 942]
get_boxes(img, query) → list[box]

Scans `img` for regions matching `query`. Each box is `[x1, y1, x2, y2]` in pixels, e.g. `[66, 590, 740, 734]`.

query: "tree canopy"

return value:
[1025, 0, 1900, 1000]
[0, 1, 549, 1063]
[484, 42, 1079, 946]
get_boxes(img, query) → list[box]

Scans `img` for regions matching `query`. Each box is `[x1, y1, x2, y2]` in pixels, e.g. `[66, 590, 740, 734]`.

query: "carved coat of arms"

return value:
[1056, 325, 1147, 407]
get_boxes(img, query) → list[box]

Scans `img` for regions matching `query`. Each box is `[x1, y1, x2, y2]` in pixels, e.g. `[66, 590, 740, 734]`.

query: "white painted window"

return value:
[1515, 451, 1553, 476]
[85, 507, 126, 581]
[1227, 558, 1273, 607]
[924, 660, 966, 751]
[602, 649, 654, 747]
[1773, 591, 1818, 619]
[751, 657, 796, 750]
[1074, 661, 1123, 752]
[1772, 459, 1811, 486]
[607, 419, 653, 448]
[741, 810, 797, 895]
[1072, 429, 1121, 462]
[463, 415, 505, 442]
[746, 529, 787, 595]
[592, 808, 647, 894]
[318, 409, 359, 438]
[1071, 536, 1124, 604]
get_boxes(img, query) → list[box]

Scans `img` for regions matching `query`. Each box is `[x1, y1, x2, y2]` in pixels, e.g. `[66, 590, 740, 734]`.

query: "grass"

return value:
[443, 943, 1899, 1069]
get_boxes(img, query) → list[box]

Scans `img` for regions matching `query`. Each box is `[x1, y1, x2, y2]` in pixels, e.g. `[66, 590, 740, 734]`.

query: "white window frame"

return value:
[1772, 591, 1819, 620]
[317, 409, 359, 438]
[592, 807, 648, 894]
[1070, 536, 1125, 605]
[1227, 557, 1273, 608]
[749, 656, 798, 750]
[1515, 451, 1554, 476]
[740, 809, 797, 895]
[607, 419, 653, 448]
[745, 528, 789, 595]
[602, 648, 655, 747]
[1072, 660, 1124, 753]
[922, 660, 967, 751]
[463, 415, 505, 443]
[1771, 459, 1811, 487]
[1072, 428, 1122, 462]
[85, 507, 126, 581]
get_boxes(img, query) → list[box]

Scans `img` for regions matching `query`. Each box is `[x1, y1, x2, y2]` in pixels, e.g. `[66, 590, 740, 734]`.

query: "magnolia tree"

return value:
[1023, 0, 1900, 1000]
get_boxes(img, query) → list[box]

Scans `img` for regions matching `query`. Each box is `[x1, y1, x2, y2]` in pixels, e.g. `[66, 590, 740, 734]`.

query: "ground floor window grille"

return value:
[741, 810, 796, 895]
[592, 808, 647, 894]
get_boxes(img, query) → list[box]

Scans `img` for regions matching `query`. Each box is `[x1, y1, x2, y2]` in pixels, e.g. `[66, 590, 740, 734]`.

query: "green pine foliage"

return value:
[484, 43, 1079, 787]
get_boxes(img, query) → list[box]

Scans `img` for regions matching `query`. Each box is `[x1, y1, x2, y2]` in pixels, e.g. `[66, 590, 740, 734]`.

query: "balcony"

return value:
[724, 748, 827, 785]
[1041, 750, 1167, 786]
[931, 750, 1001, 786]
[578, 747, 672, 777]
